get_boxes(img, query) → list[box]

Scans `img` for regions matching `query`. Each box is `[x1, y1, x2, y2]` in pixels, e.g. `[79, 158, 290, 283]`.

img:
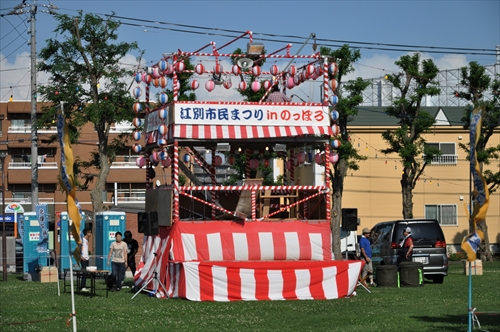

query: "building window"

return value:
[425, 204, 457, 225]
[424, 142, 457, 165]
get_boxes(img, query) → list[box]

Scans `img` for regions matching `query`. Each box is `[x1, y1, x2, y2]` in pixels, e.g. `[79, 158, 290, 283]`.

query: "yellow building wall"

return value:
[340, 128, 499, 248]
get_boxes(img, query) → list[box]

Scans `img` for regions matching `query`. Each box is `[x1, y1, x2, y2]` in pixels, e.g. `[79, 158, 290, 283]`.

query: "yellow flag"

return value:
[57, 114, 83, 264]
[461, 106, 489, 262]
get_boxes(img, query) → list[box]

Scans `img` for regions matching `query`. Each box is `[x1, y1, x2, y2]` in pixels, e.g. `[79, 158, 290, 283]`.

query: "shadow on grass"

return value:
[411, 314, 500, 332]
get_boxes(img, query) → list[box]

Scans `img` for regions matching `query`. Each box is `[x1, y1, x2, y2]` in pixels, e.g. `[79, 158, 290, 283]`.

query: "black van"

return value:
[370, 219, 448, 283]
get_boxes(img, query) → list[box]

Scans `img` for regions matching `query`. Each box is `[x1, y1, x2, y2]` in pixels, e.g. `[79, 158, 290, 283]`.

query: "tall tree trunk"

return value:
[331, 159, 348, 260]
[401, 172, 414, 219]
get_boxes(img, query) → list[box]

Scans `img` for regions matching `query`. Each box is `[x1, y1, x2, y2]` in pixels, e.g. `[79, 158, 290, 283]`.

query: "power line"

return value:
[104, 13, 497, 56]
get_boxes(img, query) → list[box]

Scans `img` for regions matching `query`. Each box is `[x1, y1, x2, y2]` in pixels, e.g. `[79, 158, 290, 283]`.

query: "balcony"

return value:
[8, 126, 57, 134]
[105, 189, 146, 204]
[8, 161, 58, 169]
[8, 161, 59, 184]
[110, 121, 134, 133]
[427, 154, 458, 165]
[111, 156, 139, 168]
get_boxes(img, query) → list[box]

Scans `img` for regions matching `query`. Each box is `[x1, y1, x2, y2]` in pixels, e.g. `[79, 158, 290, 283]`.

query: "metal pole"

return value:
[1, 153, 7, 281]
[30, 0, 39, 210]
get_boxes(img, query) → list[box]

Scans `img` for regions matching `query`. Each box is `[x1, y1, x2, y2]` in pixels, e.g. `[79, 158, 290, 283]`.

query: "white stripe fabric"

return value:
[259, 232, 274, 260]
[212, 265, 229, 301]
[322, 266, 338, 299]
[267, 270, 284, 300]
[207, 233, 223, 261]
[181, 233, 198, 261]
[284, 232, 300, 260]
[233, 233, 249, 261]
[309, 233, 323, 260]
[239, 268, 257, 301]
[183, 262, 201, 301]
[295, 269, 312, 299]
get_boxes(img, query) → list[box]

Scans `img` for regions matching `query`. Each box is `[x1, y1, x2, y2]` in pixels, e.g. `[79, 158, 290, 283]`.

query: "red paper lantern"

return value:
[232, 64, 241, 75]
[223, 79, 232, 89]
[135, 156, 146, 168]
[238, 81, 248, 91]
[329, 152, 339, 164]
[195, 63, 205, 75]
[287, 77, 295, 89]
[251, 81, 261, 92]
[205, 80, 215, 92]
[331, 124, 340, 136]
[191, 80, 199, 90]
[213, 155, 222, 166]
[288, 65, 297, 76]
[270, 64, 279, 76]
[249, 159, 259, 169]
[329, 79, 338, 91]
[228, 155, 236, 165]
[263, 80, 272, 90]
[214, 64, 223, 75]
[161, 157, 172, 168]
[251, 66, 261, 77]
[175, 61, 185, 72]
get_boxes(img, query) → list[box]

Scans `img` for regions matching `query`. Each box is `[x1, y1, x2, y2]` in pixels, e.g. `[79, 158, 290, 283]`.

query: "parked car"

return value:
[370, 219, 448, 283]
[15, 240, 23, 273]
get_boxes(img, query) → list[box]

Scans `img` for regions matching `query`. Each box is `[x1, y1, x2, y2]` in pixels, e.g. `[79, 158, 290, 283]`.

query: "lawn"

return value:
[0, 261, 499, 331]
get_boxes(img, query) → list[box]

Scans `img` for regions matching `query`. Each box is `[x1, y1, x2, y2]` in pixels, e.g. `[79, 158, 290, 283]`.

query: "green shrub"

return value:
[448, 252, 467, 261]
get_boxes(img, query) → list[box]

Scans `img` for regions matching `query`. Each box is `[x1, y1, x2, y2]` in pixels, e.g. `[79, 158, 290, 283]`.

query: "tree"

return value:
[456, 61, 500, 261]
[381, 53, 441, 219]
[37, 11, 140, 215]
[320, 45, 370, 260]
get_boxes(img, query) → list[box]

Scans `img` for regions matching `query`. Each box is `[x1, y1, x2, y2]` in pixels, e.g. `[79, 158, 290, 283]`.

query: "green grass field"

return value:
[1, 261, 499, 331]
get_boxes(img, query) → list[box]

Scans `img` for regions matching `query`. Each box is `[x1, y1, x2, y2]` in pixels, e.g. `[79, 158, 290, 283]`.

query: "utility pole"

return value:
[2, 0, 58, 211]
[29, 0, 39, 211]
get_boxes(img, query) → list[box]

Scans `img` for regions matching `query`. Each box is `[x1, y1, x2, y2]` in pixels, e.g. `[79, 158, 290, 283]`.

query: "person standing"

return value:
[399, 227, 414, 263]
[266, 85, 292, 103]
[80, 228, 92, 292]
[122, 230, 139, 287]
[107, 231, 127, 292]
[359, 228, 373, 288]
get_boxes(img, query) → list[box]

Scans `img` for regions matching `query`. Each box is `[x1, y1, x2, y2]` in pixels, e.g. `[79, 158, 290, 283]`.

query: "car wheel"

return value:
[432, 275, 444, 284]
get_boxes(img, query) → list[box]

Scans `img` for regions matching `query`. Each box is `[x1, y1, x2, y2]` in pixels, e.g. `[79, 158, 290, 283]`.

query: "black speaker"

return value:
[146, 211, 159, 235]
[341, 208, 358, 231]
[137, 212, 147, 233]
[137, 211, 159, 235]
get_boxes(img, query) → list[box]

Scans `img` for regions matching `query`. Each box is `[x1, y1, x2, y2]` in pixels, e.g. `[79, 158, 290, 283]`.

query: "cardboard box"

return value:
[464, 260, 483, 275]
[40, 266, 59, 283]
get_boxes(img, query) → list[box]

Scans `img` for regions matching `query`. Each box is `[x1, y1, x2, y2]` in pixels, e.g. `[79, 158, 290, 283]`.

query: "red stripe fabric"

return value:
[167, 260, 362, 302]
[172, 125, 330, 139]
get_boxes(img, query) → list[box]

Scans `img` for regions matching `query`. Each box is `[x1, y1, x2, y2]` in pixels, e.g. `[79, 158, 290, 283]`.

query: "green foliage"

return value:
[36, 11, 140, 211]
[457, 62, 500, 194]
[320, 45, 370, 171]
[380, 54, 441, 218]
[178, 174, 186, 186]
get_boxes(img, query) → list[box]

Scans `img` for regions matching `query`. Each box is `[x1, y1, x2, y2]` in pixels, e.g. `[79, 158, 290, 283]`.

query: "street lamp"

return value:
[0, 150, 7, 282]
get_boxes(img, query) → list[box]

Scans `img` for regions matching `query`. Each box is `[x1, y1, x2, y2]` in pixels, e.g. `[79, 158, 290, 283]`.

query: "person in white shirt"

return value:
[80, 228, 92, 292]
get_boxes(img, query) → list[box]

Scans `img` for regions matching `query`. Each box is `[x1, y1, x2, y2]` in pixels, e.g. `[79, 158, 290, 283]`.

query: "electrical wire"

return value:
[103, 13, 497, 56]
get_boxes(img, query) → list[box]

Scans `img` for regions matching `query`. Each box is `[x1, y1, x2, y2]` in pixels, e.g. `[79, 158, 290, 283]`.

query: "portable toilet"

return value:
[59, 211, 86, 271]
[95, 211, 126, 271]
[22, 212, 49, 281]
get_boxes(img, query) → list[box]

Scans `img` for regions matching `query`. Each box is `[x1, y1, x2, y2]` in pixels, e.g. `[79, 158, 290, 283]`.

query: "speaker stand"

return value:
[131, 251, 168, 299]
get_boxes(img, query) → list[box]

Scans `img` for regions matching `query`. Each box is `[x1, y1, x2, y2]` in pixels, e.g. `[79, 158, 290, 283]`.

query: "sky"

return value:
[1, 0, 499, 103]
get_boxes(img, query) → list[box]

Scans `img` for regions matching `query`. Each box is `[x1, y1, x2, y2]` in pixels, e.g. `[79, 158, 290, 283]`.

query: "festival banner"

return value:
[57, 113, 83, 264]
[36, 203, 49, 253]
[461, 106, 489, 262]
